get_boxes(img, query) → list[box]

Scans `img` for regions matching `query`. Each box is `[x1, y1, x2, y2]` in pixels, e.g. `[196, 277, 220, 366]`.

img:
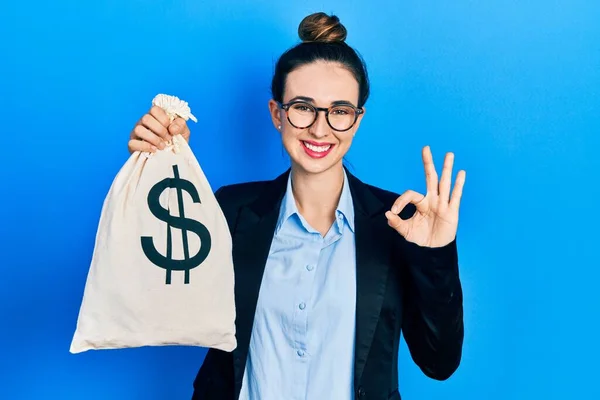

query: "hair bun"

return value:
[298, 12, 347, 43]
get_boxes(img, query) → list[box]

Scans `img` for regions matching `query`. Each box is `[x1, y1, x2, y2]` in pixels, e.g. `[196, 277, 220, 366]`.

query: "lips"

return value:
[301, 140, 334, 159]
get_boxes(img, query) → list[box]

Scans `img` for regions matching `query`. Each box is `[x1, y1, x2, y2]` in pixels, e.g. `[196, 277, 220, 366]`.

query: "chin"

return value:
[294, 160, 339, 175]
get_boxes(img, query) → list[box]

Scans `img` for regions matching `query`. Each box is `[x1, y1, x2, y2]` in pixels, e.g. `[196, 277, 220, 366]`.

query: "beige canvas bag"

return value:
[70, 95, 236, 353]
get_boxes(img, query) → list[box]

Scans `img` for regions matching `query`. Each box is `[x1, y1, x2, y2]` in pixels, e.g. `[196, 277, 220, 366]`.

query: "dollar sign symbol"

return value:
[141, 165, 211, 284]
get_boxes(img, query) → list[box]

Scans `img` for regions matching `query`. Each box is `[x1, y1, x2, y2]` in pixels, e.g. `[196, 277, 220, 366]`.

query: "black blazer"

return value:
[192, 168, 464, 400]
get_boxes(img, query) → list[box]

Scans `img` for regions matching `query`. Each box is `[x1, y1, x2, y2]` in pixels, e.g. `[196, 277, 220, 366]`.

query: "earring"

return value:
[278, 125, 282, 130]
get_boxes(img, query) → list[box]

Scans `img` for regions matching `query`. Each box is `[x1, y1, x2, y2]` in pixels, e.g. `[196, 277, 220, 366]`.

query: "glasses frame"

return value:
[279, 100, 364, 132]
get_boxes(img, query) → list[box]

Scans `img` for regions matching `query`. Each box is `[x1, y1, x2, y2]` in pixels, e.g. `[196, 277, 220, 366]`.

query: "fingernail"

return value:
[151, 145, 158, 152]
[158, 142, 165, 149]
[391, 206, 398, 214]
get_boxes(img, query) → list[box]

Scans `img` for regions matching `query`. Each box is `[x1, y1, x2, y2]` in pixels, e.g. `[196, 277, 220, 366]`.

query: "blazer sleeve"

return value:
[214, 186, 237, 235]
[397, 236, 464, 380]
[192, 186, 237, 399]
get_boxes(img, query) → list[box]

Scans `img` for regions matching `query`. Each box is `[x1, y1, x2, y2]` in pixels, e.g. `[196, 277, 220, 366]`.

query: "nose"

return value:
[308, 110, 330, 138]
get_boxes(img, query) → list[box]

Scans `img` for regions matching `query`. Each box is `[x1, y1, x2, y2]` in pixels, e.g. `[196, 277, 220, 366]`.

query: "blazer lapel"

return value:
[346, 169, 390, 391]
[231, 169, 290, 398]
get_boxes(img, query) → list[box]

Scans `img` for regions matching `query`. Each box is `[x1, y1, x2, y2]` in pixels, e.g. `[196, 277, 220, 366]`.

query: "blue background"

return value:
[1, 0, 599, 399]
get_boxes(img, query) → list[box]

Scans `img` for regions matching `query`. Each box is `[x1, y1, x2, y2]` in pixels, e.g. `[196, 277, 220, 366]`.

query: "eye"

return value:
[331, 106, 353, 115]
[291, 103, 314, 113]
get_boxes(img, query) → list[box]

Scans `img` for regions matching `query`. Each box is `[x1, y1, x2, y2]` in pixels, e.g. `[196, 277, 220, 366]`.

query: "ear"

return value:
[351, 106, 366, 136]
[268, 99, 283, 131]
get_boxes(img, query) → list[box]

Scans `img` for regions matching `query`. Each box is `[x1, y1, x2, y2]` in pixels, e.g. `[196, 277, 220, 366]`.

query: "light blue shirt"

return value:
[238, 170, 357, 400]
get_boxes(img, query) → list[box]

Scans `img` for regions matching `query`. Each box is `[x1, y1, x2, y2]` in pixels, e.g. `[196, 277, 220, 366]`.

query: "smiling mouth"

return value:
[303, 141, 331, 152]
[301, 140, 334, 158]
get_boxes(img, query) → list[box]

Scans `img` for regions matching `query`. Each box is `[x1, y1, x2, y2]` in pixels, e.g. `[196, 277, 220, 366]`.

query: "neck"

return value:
[290, 163, 345, 218]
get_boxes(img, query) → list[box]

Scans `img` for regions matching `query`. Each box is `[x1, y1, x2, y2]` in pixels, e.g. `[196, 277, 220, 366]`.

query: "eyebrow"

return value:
[288, 96, 356, 107]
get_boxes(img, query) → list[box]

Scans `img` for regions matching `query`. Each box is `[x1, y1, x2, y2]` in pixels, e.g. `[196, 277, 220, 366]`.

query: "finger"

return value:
[390, 190, 426, 215]
[143, 108, 171, 140]
[422, 145, 438, 195]
[385, 211, 409, 237]
[149, 106, 171, 129]
[128, 139, 157, 154]
[168, 117, 190, 139]
[132, 124, 166, 150]
[449, 169, 466, 210]
[439, 152, 454, 202]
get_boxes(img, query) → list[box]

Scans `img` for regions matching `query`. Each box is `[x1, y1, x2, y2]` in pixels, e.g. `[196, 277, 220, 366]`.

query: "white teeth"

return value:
[303, 141, 331, 152]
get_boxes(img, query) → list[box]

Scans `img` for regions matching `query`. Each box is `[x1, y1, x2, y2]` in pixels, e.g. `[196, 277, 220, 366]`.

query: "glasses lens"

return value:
[328, 106, 356, 131]
[288, 102, 316, 128]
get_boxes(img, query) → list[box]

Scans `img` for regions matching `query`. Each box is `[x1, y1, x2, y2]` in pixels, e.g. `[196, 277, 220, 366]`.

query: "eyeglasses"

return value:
[279, 100, 364, 132]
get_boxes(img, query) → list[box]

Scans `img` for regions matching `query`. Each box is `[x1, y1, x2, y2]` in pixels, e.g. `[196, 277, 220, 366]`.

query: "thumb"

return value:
[385, 211, 409, 237]
[168, 118, 187, 136]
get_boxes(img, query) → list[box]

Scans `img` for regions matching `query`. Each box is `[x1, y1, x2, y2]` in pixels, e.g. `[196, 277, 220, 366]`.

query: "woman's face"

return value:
[269, 61, 365, 175]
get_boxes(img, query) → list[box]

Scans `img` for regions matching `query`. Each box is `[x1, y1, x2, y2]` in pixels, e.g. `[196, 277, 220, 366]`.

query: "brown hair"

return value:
[298, 12, 347, 43]
[271, 12, 370, 107]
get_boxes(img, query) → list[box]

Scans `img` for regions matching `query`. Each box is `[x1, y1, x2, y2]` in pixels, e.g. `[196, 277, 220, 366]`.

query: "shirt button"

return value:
[306, 265, 314, 271]
[297, 349, 305, 357]
[299, 302, 306, 310]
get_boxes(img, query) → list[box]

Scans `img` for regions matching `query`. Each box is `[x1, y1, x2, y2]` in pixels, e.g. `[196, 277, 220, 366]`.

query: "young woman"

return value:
[128, 12, 466, 400]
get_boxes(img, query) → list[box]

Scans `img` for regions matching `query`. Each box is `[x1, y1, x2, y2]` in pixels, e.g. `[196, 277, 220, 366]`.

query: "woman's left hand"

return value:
[385, 146, 466, 248]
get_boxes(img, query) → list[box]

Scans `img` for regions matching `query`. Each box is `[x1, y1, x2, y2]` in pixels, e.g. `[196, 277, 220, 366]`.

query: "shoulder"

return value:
[348, 172, 417, 219]
[212, 179, 272, 234]
[362, 182, 399, 205]
[214, 180, 269, 208]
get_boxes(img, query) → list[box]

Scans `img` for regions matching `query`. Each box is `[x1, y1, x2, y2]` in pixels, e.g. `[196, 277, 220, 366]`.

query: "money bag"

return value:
[70, 94, 236, 353]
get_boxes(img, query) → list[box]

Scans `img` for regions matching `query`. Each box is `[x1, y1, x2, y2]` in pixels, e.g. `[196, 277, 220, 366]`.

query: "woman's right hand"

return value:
[128, 106, 191, 154]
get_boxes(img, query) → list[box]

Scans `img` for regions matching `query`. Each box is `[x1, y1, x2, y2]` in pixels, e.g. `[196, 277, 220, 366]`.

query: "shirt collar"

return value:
[275, 169, 355, 234]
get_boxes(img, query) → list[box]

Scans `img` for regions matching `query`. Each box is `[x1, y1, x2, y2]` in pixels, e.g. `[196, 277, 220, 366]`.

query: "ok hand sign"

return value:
[385, 146, 466, 248]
